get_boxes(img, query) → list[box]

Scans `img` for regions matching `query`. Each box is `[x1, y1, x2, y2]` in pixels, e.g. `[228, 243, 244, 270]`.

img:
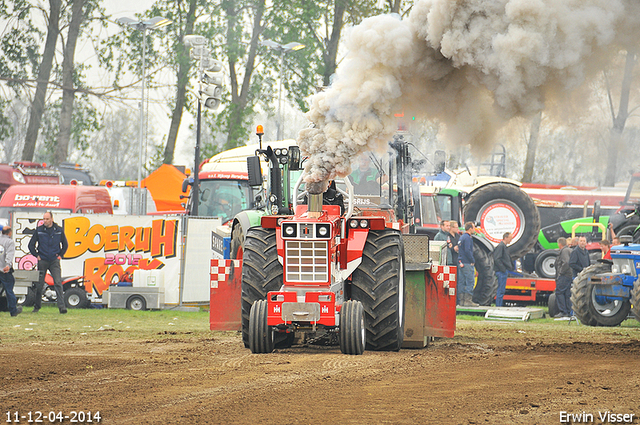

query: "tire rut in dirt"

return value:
[472, 243, 497, 306]
[570, 263, 612, 326]
[241, 227, 283, 348]
[351, 229, 405, 351]
[464, 183, 540, 259]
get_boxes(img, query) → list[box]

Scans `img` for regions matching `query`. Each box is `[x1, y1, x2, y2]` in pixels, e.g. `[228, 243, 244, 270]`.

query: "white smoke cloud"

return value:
[298, 0, 640, 193]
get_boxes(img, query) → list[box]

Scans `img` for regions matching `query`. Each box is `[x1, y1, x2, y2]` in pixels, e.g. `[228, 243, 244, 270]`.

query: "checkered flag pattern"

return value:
[210, 259, 232, 289]
[431, 264, 456, 288]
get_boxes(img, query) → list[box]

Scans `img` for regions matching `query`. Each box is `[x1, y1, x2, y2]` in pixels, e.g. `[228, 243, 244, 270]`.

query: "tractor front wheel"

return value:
[339, 300, 366, 355]
[241, 228, 283, 348]
[351, 229, 405, 351]
[249, 300, 274, 354]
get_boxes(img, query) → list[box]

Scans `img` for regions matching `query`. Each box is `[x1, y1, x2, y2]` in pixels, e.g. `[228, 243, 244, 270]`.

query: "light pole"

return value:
[183, 35, 224, 217]
[260, 40, 305, 141]
[116, 16, 172, 189]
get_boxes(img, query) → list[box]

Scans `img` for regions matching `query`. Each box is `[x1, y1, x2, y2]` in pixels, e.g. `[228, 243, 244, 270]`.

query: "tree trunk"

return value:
[521, 110, 542, 183]
[322, 0, 346, 86]
[605, 50, 636, 186]
[163, 0, 198, 165]
[54, 0, 85, 166]
[389, 0, 401, 14]
[224, 0, 265, 150]
[22, 0, 61, 161]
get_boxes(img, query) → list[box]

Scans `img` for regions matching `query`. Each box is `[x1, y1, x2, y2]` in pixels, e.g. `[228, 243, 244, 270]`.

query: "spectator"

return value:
[0, 226, 21, 317]
[28, 211, 69, 314]
[493, 232, 514, 307]
[457, 222, 478, 307]
[569, 236, 590, 279]
[554, 237, 573, 319]
[599, 239, 612, 260]
[448, 221, 460, 267]
[568, 237, 578, 249]
[434, 220, 453, 265]
[612, 236, 620, 246]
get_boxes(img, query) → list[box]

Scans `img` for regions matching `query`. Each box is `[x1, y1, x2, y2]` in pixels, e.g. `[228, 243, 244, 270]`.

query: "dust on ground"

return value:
[2, 320, 640, 424]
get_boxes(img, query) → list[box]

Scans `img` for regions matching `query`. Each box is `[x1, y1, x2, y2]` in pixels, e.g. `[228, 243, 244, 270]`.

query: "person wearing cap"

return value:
[0, 225, 22, 317]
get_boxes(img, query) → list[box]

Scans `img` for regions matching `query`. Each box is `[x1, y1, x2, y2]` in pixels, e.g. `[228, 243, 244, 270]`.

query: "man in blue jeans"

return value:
[493, 232, 514, 307]
[28, 211, 69, 314]
[458, 222, 478, 307]
[0, 225, 22, 317]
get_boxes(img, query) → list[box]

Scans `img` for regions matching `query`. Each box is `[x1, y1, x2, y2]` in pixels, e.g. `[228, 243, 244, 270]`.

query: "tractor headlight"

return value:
[349, 220, 358, 228]
[359, 219, 368, 228]
[281, 148, 288, 155]
[12, 171, 25, 184]
[275, 148, 282, 156]
[269, 194, 277, 203]
[316, 224, 330, 238]
[283, 223, 297, 237]
[270, 204, 279, 215]
[611, 264, 620, 274]
[622, 264, 633, 274]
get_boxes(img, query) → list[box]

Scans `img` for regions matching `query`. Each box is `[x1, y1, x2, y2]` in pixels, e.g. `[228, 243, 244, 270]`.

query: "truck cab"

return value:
[0, 162, 62, 196]
[0, 184, 113, 227]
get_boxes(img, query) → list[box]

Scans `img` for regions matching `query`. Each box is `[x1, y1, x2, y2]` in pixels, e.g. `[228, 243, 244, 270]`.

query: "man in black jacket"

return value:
[493, 232, 514, 307]
[569, 236, 590, 279]
[28, 212, 69, 314]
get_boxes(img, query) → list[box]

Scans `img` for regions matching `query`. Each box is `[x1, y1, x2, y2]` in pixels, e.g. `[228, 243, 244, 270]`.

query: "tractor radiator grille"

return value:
[285, 240, 328, 282]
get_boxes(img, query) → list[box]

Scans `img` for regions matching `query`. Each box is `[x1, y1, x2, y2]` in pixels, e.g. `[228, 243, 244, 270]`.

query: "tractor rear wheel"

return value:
[631, 278, 640, 322]
[248, 299, 274, 354]
[464, 183, 540, 259]
[472, 242, 497, 306]
[241, 228, 283, 348]
[571, 263, 628, 326]
[339, 300, 366, 355]
[351, 229, 405, 351]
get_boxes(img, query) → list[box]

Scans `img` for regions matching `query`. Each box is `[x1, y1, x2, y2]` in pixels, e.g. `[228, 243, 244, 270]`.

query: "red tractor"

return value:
[240, 136, 443, 355]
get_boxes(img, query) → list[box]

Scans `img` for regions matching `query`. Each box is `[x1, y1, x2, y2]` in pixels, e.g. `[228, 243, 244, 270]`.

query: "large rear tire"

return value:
[464, 183, 540, 259]
[240, 228, 283, 348]
[571, 263, 629, 326]
[472, 243, 497, 306]
[339, 300, 366, 355]
[351, 229, 405, 351]
[248, 299, 274, 354]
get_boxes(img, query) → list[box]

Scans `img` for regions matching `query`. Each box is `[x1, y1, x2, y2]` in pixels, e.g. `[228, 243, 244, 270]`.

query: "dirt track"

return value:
[2, 321, 640, 425]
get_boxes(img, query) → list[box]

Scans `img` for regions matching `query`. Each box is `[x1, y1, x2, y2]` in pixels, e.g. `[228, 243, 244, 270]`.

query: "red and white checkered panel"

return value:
[210, 259, 233, 288]
[431, 264, 456, 288]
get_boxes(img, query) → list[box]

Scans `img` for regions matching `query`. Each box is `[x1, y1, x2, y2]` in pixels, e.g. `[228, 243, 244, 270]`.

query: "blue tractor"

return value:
[571, 235, 640, 326]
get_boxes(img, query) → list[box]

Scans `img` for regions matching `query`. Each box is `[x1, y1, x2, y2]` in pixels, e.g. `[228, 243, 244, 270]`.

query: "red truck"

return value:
[0, 162, 62, 196]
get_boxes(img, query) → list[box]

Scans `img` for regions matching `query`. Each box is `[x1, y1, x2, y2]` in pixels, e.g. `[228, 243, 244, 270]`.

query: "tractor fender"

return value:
[232, 210, 264, 242]
[469, 176, 522, 192]
[472, 235, 494, 253]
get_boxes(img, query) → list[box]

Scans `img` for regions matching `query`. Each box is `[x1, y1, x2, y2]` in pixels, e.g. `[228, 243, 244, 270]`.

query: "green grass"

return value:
[0, 306, 218, 345]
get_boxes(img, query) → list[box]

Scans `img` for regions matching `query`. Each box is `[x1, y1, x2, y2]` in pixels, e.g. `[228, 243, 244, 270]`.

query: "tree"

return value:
[54, 0, 85, 165]
[604, 49, 637, 186]
[22, 0, 61, 161]
[521, 111, 542, 183]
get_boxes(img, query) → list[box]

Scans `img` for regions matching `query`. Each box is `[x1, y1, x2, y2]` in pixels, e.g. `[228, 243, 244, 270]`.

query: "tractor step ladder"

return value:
[484, 307, 545, 321]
